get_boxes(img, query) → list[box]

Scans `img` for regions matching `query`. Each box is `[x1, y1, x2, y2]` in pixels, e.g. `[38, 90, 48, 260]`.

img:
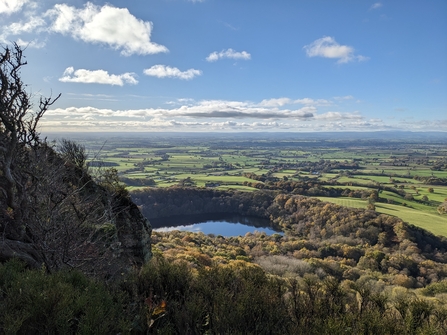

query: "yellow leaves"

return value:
[152, 300, 167, 316]
[223, 259, 261, 271]
[145, 294, 167, 329]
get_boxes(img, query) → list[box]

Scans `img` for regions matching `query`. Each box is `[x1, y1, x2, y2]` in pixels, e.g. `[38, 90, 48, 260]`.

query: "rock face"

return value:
[86, 197, 152, 279]
[71, 163, 153, 276]
[0, 150, 152, 278]
[112, 195, 153, 265]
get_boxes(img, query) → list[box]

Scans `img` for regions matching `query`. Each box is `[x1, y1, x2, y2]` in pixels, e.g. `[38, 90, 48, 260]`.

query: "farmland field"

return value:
[59, 132, 447, 237]
[318, 196, 447, 237]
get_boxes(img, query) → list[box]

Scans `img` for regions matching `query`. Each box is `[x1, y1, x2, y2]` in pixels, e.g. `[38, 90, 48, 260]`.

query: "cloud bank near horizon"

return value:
[39, 96, 442, 132]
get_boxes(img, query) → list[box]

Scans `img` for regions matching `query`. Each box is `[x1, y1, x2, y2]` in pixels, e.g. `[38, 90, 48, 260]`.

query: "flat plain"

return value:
[67, 132, 447, 237]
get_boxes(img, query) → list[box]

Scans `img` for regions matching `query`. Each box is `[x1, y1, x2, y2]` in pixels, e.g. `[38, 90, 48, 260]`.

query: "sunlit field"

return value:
[78, 134, 447, 237]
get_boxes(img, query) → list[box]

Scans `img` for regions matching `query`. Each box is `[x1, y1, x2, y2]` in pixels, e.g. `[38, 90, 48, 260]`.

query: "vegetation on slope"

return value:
[135, 187, 447, 288]
[0, 44, 151, 275]
[2, 255, 447, 334]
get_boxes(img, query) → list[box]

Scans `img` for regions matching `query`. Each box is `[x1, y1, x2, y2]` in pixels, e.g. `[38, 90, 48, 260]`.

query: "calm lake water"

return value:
[151, 213, 282, 237]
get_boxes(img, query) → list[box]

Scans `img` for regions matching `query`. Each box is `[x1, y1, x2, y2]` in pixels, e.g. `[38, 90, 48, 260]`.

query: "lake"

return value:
[150, 213, 282, 237]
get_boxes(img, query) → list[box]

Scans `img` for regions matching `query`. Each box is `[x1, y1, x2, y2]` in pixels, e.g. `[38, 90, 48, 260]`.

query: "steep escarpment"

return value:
[0, 143, 152, 277]
[132, 187, 275, 219]
[0, 43, 151, 277]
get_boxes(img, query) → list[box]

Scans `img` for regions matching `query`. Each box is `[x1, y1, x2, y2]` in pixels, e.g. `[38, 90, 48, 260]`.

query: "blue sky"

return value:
[1, 0, 446, 132]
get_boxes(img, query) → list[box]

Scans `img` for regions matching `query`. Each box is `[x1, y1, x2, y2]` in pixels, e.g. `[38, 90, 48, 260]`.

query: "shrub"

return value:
[421, 280, 447, 296]
[0, 260, 127, 334]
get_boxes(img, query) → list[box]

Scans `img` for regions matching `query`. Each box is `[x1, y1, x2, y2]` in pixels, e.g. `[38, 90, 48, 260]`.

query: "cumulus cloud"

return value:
[206, 48, 251, 62]
[303, 36, 368, 63]
[59, 67, 138, 86]
[45, 2, 168, 56]
[370, 2, 382, 10]
[143, 65, 202, 80]
[0, 0, 29, 15]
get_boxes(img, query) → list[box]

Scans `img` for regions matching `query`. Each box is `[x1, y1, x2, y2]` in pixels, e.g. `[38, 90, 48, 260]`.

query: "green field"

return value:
[79, 134, 447, 237]
[318, 197, 447, 237]
[317, 197, 367, 209]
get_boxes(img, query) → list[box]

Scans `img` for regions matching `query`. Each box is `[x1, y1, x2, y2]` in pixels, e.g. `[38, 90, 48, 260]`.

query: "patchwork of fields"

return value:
[77, 134, 447, 237]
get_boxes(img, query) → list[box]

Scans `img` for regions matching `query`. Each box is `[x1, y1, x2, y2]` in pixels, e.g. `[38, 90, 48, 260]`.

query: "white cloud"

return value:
[44, 97, 447, 132]
[259, 98, 292, 107]
[206, 48, 251, 62]
[16, 37, 45, 48]
[59, 67, 138, 86]
[143, 65, 202, 80]
[43, 100, 447, 132]
[0, 0, 29, 15]
[0, 12, 46, 45]
[370, 2, 382, 10]
[303, 36, 368, 63]
[42, 96, 373, 132]
[314, 111, 363, 120]
[45, 100, 316, 122]
[259, 97, 331, 107]
[295, 98, 331, 106]
[46, 2, 168, 56]
[4, 15, 45, 34]
[41, 101, 447, 132]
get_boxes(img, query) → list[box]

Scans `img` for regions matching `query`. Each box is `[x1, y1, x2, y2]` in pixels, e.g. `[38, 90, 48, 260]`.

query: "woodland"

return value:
[2, 44, 447, 334]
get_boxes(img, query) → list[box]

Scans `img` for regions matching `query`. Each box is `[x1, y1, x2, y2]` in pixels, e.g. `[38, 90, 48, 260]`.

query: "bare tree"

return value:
[0, 44, 96, 269]
[0, 43, 151, 274]
[0, 43, 60, 235]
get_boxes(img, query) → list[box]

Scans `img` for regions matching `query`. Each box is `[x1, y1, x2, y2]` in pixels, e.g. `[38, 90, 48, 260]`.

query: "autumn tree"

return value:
[438, 202, 447, 215]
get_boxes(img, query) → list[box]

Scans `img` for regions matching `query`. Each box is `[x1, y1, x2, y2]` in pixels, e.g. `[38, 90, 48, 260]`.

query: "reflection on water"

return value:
[151, 213, 282, 237]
